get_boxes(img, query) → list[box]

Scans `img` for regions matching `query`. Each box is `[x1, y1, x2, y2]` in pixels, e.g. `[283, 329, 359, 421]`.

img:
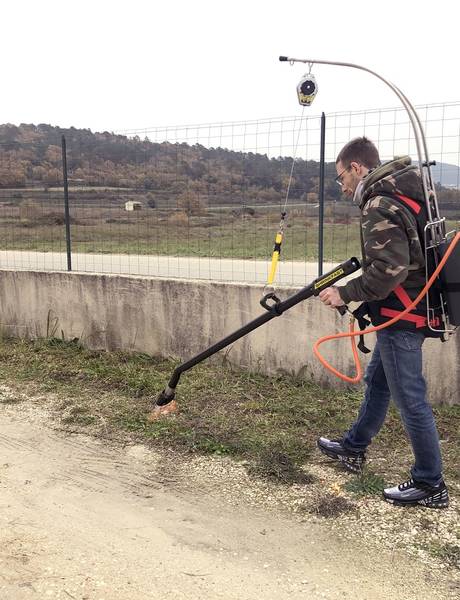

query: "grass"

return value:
[0, 206, 458, 264]
[0, 208, 362, 262]
[0, 336, 459, 492]
[345, 471, 386, 496]
[428, 542, 460, 569]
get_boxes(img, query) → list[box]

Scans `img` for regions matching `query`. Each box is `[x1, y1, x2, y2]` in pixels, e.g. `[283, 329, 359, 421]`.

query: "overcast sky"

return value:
[3, 0, 460, 133]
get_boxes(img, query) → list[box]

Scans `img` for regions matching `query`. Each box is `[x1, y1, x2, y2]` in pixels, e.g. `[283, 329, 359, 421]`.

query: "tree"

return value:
[45, 145, 61, 165]
[176, 191, 207, 216]
[44, 168, 61, 185]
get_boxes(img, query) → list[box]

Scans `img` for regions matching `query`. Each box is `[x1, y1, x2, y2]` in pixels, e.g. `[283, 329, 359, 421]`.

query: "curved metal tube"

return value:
[279, 56, 441, 225]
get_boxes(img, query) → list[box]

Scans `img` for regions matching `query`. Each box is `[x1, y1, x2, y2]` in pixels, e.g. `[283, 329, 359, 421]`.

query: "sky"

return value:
[2, 0, 460, 134]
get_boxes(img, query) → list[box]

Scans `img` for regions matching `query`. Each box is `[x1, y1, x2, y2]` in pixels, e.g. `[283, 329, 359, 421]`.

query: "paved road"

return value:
[0, 250, 353, 286]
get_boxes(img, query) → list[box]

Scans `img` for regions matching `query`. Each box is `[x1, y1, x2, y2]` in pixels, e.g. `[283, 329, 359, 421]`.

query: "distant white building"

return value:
[124, 200, 142, 211]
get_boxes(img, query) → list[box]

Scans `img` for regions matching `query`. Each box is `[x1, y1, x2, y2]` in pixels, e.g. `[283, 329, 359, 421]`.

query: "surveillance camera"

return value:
[297, 73, 318, 106]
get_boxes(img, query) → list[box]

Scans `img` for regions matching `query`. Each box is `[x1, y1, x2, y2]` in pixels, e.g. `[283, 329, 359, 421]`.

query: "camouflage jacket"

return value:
[338, 157, 427, 305]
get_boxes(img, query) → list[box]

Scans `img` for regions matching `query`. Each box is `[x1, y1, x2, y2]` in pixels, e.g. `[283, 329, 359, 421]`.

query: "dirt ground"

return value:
[1, 401, 459, 600]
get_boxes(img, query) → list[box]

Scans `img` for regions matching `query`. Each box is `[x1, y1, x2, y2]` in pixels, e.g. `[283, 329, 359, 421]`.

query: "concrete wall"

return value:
[0, 269, 458, 406]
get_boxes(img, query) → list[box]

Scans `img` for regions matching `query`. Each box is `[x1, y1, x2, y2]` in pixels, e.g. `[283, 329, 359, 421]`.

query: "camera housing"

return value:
[297, 73, 318, 106]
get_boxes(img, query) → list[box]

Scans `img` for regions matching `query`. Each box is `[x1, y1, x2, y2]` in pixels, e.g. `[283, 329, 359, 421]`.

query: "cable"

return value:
[266, 108, 306, 286]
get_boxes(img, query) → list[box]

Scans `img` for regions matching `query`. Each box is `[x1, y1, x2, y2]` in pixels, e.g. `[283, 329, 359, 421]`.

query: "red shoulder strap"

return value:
[395, 194, 421, 214]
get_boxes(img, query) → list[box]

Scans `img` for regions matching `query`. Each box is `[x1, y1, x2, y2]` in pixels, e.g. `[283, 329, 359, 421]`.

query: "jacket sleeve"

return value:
[338, 205, 411, 304]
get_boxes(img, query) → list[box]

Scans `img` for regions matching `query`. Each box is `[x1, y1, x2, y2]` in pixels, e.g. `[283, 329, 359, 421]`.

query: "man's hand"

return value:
[318, 286, 345, 309]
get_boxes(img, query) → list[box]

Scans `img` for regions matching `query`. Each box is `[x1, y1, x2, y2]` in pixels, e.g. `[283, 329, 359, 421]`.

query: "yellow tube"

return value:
[268, 252, 280, 284]
[267, 232, 283, 284]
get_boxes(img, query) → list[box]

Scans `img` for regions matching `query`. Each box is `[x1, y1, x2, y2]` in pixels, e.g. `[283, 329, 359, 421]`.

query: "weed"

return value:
[61, 406, 96, 426]
[308, 494, 356, 518]
[44, 337, 81, 349]
[428, 543, 460, 569]
[195, 438, 232, 455]
[0, 395, 23, 405]
[345, 471, 386, 496]
[248, 449, 316, 485]
[418, 516, 435, 531]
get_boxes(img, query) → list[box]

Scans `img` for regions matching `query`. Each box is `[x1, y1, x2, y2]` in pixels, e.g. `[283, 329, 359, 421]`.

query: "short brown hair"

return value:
[336, 137, 380, 169]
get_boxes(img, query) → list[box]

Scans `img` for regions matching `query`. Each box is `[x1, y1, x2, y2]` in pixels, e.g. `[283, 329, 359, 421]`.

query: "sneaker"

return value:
[383, 478, 449, 508]
[317, 437, 366, 474]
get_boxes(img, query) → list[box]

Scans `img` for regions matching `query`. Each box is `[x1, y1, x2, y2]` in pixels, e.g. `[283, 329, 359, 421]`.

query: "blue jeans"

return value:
[343, 329, 443, 486]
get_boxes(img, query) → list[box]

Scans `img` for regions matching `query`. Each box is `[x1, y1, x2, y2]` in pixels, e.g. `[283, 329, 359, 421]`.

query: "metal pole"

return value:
[318, 112, 326, 276]
[61, 135, 72, 271]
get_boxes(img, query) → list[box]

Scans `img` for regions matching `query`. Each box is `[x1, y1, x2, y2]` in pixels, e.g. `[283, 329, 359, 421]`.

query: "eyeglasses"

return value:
[335, 165, 351, 187]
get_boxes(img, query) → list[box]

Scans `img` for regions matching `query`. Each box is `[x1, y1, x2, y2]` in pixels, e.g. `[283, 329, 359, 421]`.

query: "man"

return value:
[317, 137, 449, 509]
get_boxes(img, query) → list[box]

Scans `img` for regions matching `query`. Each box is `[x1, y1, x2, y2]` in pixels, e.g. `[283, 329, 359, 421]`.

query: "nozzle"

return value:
[147, 387, 178, 422]
[156, 386, 176, 406]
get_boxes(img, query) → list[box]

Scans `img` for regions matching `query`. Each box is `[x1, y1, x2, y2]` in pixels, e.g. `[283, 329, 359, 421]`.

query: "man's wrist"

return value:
[338, 285, 352, 305]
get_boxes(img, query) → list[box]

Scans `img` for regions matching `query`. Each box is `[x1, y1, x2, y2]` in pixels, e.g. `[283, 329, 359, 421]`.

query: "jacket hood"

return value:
[354, 156, 425, 208]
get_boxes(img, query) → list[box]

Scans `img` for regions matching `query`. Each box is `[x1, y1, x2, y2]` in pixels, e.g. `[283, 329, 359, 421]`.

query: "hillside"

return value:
[0, 123, 458, 211]
[0, 123, 341, 206]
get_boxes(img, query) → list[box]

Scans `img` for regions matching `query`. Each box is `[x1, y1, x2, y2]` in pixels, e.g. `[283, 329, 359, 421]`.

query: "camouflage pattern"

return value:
[339, 157, 427, 304]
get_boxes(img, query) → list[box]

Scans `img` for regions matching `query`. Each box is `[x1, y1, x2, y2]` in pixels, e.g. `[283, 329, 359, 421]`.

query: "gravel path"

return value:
[1, 387, 459, 600]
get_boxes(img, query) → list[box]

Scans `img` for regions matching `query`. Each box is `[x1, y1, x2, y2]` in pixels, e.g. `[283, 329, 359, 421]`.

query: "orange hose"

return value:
[313, 232, 460, 383]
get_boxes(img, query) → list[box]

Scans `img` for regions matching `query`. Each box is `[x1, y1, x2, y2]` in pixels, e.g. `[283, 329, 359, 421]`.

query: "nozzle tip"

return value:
[147, 399, 178, 422]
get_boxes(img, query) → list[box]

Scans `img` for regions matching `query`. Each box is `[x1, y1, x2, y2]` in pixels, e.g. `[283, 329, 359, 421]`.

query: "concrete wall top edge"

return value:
[0, 268, 302, 294]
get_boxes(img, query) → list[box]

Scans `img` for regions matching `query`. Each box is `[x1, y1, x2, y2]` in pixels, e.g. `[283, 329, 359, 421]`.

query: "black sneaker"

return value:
[317, 437, 366, 474]
[383, 478, 449, 509]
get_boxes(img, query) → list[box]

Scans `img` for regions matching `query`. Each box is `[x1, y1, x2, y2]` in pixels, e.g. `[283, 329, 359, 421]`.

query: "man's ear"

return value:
[350, 161, 361, 174]
[351, 161, 369, 177]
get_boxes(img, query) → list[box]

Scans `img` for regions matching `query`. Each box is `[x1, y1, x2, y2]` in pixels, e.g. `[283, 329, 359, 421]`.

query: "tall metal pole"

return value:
[61, 135, 72, 271]
[318, 112, 326, 276]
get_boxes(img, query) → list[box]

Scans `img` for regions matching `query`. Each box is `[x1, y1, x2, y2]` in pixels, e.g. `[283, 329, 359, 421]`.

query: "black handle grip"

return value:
[336, 305, 348, 316]
[279, 56, 289, 61]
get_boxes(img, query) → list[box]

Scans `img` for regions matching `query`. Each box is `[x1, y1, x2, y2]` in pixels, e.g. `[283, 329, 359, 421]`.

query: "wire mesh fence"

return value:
[1, 102, 459, 285]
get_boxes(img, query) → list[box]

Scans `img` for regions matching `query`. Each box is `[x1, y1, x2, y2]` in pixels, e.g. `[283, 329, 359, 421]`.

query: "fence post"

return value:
[61, 135, 72, 271]
[318, 112, 326, 276]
